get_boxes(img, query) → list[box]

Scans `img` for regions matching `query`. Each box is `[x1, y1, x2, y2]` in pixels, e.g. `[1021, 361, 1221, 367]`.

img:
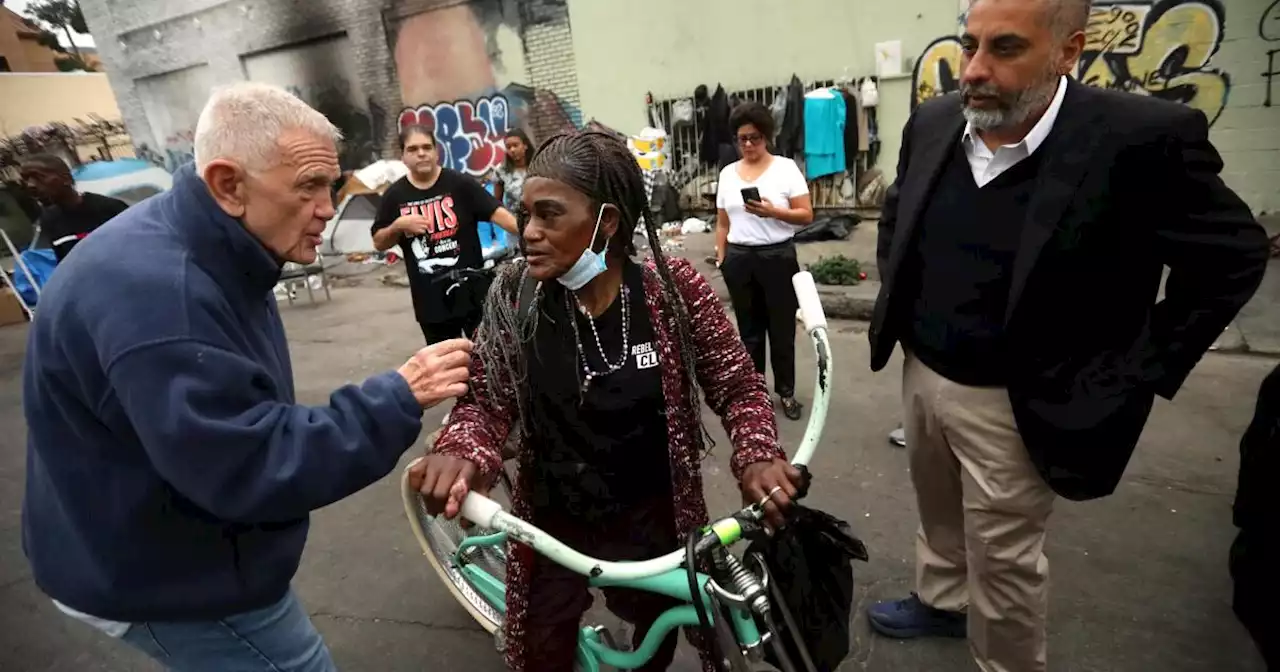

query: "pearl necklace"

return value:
[566, 282, 631, 390]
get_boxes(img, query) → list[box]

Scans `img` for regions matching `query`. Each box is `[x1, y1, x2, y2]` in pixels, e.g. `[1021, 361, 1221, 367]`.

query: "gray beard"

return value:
[962, 75, 1060, 132]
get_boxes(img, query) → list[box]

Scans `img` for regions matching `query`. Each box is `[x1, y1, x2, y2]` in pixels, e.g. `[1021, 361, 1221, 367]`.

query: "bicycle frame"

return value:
[412, 272, 832, 671]
[453, 533, 761, 671]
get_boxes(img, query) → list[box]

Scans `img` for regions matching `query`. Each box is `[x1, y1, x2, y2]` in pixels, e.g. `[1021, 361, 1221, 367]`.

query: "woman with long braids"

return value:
[409, 130, 803, 671]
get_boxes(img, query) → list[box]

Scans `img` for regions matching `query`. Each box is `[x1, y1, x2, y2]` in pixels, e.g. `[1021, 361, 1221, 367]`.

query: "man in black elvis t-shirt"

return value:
[372, 126, 517, 344]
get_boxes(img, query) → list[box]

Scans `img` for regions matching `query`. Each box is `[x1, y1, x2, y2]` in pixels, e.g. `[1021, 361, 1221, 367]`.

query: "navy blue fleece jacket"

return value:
[22, 164, 423, 621]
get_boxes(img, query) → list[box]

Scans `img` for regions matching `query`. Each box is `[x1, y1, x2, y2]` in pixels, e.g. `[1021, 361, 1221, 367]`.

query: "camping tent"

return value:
[320, 161, 515, 259]
[72, 159, 173, 205]
[321, 192, 381, 255]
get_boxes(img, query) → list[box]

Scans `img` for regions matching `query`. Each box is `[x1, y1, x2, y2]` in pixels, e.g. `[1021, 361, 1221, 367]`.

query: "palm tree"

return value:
[25, 0, 88, 62]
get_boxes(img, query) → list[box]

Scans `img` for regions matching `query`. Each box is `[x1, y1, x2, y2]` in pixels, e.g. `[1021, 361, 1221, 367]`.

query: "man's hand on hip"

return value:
[397, 338, 473, 408]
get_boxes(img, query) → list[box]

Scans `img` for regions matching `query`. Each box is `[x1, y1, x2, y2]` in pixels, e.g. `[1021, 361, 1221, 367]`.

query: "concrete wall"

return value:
[913, 0, 1280, 215]
[569, 0, 1278, 215]
[76, 0, 584, 175]
[1215, 0, 1280, 215]
[567, 0, 968, 180]
[0, 73, 124, 135]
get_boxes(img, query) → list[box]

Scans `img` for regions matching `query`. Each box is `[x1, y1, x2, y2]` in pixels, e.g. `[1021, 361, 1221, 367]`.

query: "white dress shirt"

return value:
[961, 76, 1068, 188]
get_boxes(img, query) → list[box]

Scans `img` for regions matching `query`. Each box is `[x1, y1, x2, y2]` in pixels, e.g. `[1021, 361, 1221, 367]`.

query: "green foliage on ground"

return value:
[808, 255, 863, 286]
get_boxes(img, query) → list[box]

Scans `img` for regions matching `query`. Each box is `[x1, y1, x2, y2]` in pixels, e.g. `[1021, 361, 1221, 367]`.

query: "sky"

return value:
[5, 0, 98, 48]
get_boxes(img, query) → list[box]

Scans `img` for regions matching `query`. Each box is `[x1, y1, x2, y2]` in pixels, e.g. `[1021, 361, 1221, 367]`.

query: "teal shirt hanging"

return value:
[803, 89, 847, 180]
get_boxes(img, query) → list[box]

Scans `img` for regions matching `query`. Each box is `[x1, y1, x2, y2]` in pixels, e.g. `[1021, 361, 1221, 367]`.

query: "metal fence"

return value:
[647, 79, 873, 214]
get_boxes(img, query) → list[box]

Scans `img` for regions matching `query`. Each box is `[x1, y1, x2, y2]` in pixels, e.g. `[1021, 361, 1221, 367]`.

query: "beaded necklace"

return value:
[565, 280, 630, 390]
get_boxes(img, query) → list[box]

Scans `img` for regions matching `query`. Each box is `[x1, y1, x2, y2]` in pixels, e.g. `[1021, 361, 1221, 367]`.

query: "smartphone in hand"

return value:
[740, 187, 762, 204]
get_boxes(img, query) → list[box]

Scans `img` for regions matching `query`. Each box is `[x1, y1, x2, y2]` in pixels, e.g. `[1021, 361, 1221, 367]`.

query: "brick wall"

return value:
[519, 0, 582, 141]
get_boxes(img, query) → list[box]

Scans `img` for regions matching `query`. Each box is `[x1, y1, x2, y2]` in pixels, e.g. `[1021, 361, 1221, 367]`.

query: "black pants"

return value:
[525, 499, 682, 671]
[419, 311, 482, 345]
[721, 241, 800, 397]
[1230, 528, 1279, 669]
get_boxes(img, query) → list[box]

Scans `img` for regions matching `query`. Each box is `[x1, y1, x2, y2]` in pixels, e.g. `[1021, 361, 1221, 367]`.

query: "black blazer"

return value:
[871, 80, 1268, 501]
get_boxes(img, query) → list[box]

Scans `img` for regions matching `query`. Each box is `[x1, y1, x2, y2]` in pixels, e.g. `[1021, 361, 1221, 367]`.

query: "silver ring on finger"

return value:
[766, 485, 783, 500]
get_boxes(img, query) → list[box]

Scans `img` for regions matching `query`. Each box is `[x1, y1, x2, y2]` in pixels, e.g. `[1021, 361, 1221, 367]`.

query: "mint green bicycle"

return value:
[402, 272, 834, 672]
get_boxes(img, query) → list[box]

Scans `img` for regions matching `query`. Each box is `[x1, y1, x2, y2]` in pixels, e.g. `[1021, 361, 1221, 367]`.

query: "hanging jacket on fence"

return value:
[776, 75, 806, 158]
[840, 89, 862, 171]
[700, 85, 733, 168]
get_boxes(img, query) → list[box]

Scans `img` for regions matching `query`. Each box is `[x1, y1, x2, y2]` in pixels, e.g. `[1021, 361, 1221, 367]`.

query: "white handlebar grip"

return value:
[459, 492, 503, 527]
[792, 271, 827, 333]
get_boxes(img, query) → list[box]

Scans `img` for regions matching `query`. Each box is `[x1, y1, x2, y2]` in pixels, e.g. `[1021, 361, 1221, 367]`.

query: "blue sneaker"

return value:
[867, 593, 967, 639]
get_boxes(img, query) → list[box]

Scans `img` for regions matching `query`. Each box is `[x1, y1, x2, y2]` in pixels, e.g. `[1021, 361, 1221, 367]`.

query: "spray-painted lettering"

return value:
[136, 129, 195, 173]
[913, 0, 1231, 126]
[397, 95, 510, 176]
[1262, 0, 1280, 41]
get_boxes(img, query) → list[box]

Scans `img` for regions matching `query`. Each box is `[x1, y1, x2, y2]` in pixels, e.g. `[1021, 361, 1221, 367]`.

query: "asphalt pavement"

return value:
[0, 272, 1269, 671]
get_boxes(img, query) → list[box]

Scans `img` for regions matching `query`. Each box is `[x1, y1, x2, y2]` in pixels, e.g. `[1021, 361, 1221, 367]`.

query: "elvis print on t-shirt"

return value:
[402, 195, 460, 276]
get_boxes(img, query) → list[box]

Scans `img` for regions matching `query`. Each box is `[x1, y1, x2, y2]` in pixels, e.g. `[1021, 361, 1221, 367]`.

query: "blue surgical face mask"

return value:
[556, 204, 610, 291]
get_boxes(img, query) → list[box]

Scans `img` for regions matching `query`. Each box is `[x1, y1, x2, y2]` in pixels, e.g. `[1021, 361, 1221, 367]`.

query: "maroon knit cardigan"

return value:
[434, 256, 784, 671]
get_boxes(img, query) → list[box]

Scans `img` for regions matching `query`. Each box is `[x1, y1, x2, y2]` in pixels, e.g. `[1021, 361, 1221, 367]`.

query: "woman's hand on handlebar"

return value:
[408, 454, 480, 520]
[740, 458, 803, 530]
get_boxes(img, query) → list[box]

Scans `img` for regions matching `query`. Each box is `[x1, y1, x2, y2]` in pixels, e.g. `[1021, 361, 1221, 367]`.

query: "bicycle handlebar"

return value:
[442, 271, 832, 581]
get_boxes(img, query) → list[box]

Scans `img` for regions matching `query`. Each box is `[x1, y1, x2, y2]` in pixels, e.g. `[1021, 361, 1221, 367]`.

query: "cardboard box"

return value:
[0, 287, 28, 326]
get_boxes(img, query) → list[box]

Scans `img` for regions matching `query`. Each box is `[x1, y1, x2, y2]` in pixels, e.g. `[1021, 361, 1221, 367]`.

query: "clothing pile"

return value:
[679, 75, 880, 207]
[629, 127, 683, 229]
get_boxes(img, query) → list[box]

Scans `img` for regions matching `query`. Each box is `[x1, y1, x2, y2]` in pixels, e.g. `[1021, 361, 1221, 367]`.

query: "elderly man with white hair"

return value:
[21, 83, 470, 671]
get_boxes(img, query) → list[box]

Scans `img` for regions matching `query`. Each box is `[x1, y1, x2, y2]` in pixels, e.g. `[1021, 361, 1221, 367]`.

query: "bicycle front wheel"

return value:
[401, 467, 508, 634]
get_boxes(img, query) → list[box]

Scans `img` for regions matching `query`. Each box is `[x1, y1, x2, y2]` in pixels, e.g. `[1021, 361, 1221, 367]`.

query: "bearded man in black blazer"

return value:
[865, 0, 1269, 670]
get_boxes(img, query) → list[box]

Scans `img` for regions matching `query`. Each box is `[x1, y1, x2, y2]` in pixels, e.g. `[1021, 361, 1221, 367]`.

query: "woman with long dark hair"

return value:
[493, 128, 533, 212]
[715, 101, 814, 421]
[409, 130, 802, 671]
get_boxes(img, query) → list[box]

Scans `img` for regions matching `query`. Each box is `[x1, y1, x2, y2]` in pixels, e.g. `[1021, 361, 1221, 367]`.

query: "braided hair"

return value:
[475, 130, 713, 455]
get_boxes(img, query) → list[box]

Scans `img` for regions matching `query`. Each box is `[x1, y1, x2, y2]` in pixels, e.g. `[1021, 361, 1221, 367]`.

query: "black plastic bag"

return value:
[746, 505, 869, 671]
[793, 215, 860, 243]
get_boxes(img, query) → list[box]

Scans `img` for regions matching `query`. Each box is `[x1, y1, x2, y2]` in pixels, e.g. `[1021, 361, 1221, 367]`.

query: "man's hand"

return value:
[744, 199, 778, 219]
[408, 454, 479, 519]
[397, 339, 472, 408]
[740, 458, 803, 530]
[394, 214, 433, 237]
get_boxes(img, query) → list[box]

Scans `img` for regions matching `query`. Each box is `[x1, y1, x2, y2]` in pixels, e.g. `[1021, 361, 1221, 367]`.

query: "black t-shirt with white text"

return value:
[40, 192, 129, 262]
[372, 170, 502, 324]
[527, 260, 673, 521]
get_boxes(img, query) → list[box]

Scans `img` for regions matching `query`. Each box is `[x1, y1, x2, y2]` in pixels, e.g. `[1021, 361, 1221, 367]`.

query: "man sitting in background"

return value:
[19, 154, 128, 262]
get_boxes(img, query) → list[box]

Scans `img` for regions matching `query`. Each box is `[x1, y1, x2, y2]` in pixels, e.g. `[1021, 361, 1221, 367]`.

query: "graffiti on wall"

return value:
[1264, 0, 1280, 107]
[137, 130, 194, 173]
[387, 0, 582, 174]
[394, 85, 583, 176]
[398, 94, 511, 176]
[913, 0, 1231, 125]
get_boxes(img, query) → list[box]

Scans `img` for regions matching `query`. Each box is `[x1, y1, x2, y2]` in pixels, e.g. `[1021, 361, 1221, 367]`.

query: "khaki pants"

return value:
[903, 354, 1055, 672]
